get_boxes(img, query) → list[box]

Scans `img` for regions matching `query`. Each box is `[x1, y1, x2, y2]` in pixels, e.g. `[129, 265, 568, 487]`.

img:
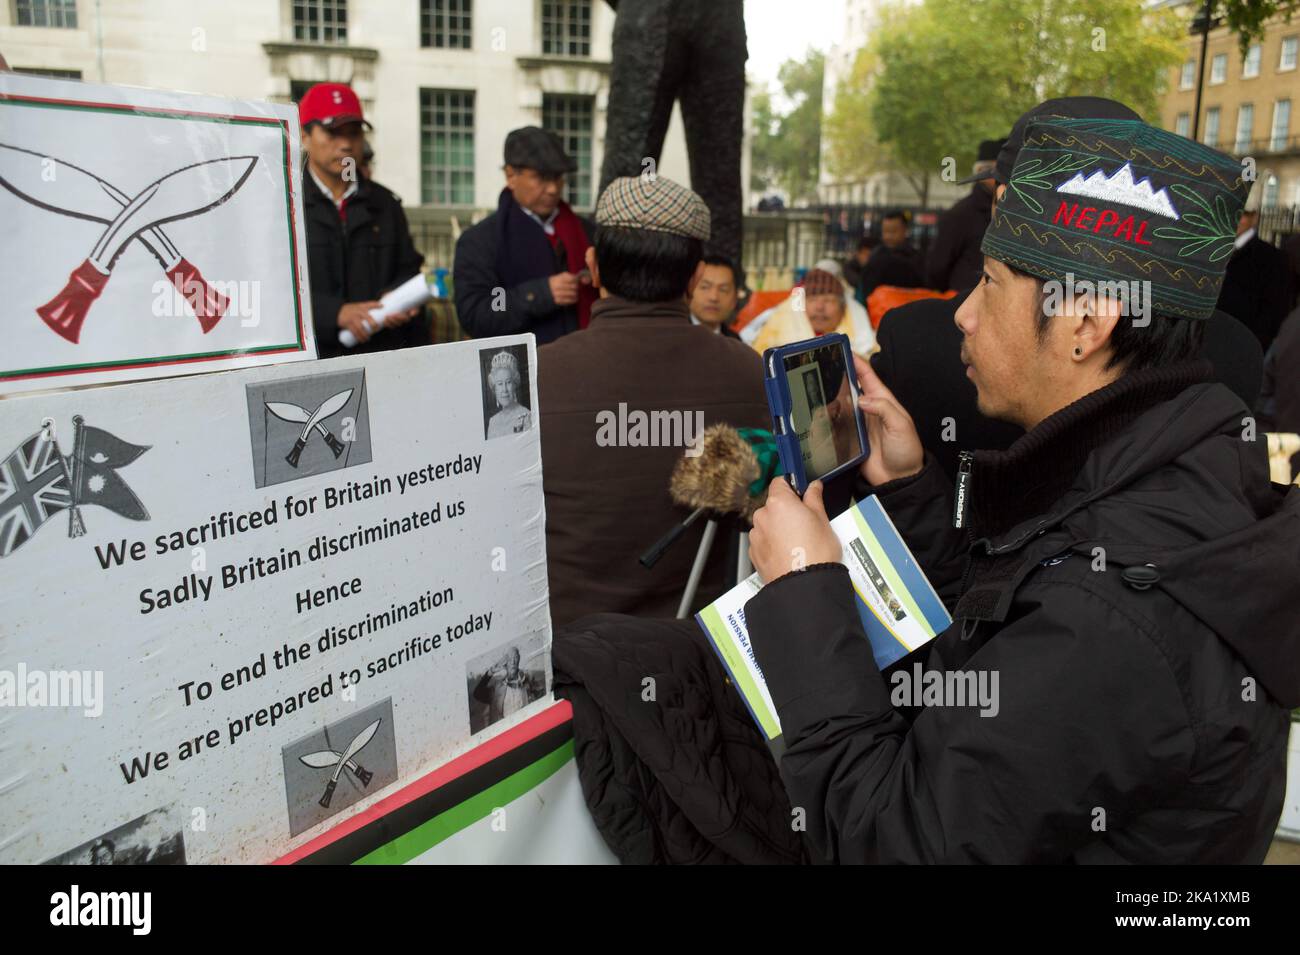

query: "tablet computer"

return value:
[762, 334, 869, 493]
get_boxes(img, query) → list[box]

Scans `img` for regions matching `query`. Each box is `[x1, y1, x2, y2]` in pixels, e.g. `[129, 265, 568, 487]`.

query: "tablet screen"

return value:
[782, 342, 863, 481]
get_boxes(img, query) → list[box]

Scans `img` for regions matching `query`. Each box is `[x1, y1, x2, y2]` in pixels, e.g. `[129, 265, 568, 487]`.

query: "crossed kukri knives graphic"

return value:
[0, 142, 257, 343]
[265, 388, 353, 467]
[300, 718, 382, 808]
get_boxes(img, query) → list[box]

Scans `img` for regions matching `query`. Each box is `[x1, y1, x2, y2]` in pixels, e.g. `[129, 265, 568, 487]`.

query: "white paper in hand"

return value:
[339, 273, 433, 348]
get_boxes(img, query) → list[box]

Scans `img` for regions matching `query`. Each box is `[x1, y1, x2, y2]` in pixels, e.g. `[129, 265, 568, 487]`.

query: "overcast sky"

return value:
[743, 0, 845, 90]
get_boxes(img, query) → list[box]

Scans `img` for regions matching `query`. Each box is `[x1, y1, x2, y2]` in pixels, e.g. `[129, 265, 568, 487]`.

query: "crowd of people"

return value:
[287, 79, 1299, 863]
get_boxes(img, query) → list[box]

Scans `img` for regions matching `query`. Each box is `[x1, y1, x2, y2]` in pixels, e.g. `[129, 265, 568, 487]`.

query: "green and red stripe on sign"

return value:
[278, 702, 576, 865]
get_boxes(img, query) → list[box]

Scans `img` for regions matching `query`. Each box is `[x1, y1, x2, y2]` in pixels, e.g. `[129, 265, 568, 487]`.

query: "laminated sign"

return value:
[0, 73, 315, 393]
[0, 338, 551, 864]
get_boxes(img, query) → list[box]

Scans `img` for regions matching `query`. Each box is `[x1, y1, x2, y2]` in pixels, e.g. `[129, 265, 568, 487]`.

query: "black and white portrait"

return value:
[478, 344, 532, 440]
[43, 806, 186, 865]
[466, 633, 549, 733]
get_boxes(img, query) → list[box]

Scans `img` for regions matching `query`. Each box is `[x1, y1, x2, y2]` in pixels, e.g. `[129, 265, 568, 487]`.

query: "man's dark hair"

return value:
[699, 254, 738, 286]
[595, 226, 703, 303]
[882, 209, 908, 225]
[1031, 275, 1204, 373]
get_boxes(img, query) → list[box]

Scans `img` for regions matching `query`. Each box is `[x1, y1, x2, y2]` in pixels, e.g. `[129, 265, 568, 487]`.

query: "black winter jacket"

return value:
[452, 189, 585, 345]
[303, 172, 428, 359]
[553, 614, 804, 864]
[747, 362, 1300, 863]
[925, 184, 993, 292]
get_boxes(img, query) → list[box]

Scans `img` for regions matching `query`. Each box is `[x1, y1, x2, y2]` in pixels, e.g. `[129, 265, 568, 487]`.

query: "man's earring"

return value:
[1073, 346, 1083, 359]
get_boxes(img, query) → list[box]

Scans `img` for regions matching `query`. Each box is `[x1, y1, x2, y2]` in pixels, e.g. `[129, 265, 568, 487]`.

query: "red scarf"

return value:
[548, 203, 597, 329]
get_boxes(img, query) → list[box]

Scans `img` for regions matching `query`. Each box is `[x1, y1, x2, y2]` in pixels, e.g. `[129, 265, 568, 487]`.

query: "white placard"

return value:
[0, 74, 316, 394]
[0, 338, 549, 864]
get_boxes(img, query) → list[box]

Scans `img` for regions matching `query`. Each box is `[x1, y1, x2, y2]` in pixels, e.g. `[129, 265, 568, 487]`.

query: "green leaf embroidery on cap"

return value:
[1007, 154, 1097, 214]
[1151, 183, 1236, 261]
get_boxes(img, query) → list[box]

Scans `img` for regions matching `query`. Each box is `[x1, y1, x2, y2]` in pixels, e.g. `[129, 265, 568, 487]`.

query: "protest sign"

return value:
[0, 73, 315, 394]
[0, 338, 549, 864]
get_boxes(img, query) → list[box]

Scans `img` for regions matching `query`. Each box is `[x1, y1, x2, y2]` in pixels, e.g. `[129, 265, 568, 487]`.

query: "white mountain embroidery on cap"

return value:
[1056, 163, 1180, 219]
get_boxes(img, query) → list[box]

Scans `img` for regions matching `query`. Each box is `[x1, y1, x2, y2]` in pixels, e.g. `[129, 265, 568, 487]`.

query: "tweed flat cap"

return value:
[596, 175, 711, 240]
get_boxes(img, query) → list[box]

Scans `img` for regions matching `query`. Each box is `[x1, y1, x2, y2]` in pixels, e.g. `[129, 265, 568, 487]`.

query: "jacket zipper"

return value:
[953, 451, 973, 529]
[955, 451, 978, 596]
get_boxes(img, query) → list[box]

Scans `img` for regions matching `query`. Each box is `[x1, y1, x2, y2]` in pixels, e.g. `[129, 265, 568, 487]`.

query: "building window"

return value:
[1203, 106, 1220, 147]
[421, 89, 475, 205]
[1210, 53, 1226, 84]
[1243, 43, 1261, 78]
[541, 0, 591, 58]
[1175, 112, 1190, 138]
[543, 93, 594, 207]
[293, 0, 347, 44]
[12, 67, 81, 78]
[1282, 36, 1298, 71]
[1263, 173, 1279, 209]
[421, 0, 472, 49]
[1179, 60, 1195, 90]
[1271, 99, 1291, 151]
[15, 0, 77, 28]
[1234, 104, 1253, 153]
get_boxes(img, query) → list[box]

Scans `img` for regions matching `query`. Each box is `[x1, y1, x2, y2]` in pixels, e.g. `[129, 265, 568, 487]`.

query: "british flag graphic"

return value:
[0, 431, 72, 557]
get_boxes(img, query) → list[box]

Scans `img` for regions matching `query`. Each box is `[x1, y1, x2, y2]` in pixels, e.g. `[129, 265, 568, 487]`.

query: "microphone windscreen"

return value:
[669, 424, 777, 520]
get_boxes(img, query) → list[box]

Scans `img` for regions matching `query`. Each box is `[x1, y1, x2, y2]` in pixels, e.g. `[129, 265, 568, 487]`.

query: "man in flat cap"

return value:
[453, 126, 597, 344]
[538, 175, 768, 625]
[746, 118, 1299, 862]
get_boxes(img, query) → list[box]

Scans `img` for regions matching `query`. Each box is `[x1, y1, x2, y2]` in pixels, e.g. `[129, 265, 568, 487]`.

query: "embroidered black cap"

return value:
[981, 117, 1250, 321]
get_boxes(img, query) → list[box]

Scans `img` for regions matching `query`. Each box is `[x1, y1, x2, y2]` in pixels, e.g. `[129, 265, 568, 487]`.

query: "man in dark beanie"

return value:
[453, 126, 597, 344]
[746, 118, 1300, 863]
[925, 138, 1005, 292]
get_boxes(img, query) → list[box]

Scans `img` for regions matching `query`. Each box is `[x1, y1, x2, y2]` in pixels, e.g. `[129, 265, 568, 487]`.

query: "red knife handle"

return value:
[351, 763, 373, 786]
[167, 257, 229, 333]
[319, 779, 337, 808]
[286, 437, 307, 468]
[324, 431, 346, 458]
[37, 259, 109, 344]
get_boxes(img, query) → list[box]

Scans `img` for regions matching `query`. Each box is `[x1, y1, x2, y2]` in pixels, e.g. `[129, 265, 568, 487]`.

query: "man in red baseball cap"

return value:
[298, 82, 427, 357]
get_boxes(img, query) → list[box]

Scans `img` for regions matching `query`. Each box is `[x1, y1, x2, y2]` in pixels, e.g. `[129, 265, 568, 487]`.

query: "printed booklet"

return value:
[696, 496, 951, 740]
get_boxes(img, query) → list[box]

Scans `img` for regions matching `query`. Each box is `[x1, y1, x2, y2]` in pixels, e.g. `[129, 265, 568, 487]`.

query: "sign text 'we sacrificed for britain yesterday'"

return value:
[92, 453, 483, 616]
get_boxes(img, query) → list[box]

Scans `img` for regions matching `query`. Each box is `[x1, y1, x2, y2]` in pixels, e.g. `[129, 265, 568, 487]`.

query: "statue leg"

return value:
[598, 0, 685, 193]
[679, 5, 747, 274]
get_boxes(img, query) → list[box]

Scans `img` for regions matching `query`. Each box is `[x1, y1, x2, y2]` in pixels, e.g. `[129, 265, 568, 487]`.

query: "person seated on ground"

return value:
[744, 117, 1299, 863]
[750, 267, 877, 358]
[538, 176, 769, 627]
[687, 255, 744, 339]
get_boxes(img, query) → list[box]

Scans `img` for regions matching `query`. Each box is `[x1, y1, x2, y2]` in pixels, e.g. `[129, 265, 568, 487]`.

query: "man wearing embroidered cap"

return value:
[743, 119, 1300, 863]
[538, 176, 768, 625]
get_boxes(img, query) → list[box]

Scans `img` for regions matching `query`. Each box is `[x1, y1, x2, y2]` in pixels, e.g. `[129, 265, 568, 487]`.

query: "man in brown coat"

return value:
[539, 176, 768, 626]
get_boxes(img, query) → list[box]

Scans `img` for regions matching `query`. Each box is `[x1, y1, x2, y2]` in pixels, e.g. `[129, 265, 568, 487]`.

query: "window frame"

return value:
[542, 92, 595, 208]
[421, 0, 473, 50]
[14, 0, 78, 28]
[292, 0, 349, 45]
[420, 88, 476, 206]
[540, 0, 592, 58]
